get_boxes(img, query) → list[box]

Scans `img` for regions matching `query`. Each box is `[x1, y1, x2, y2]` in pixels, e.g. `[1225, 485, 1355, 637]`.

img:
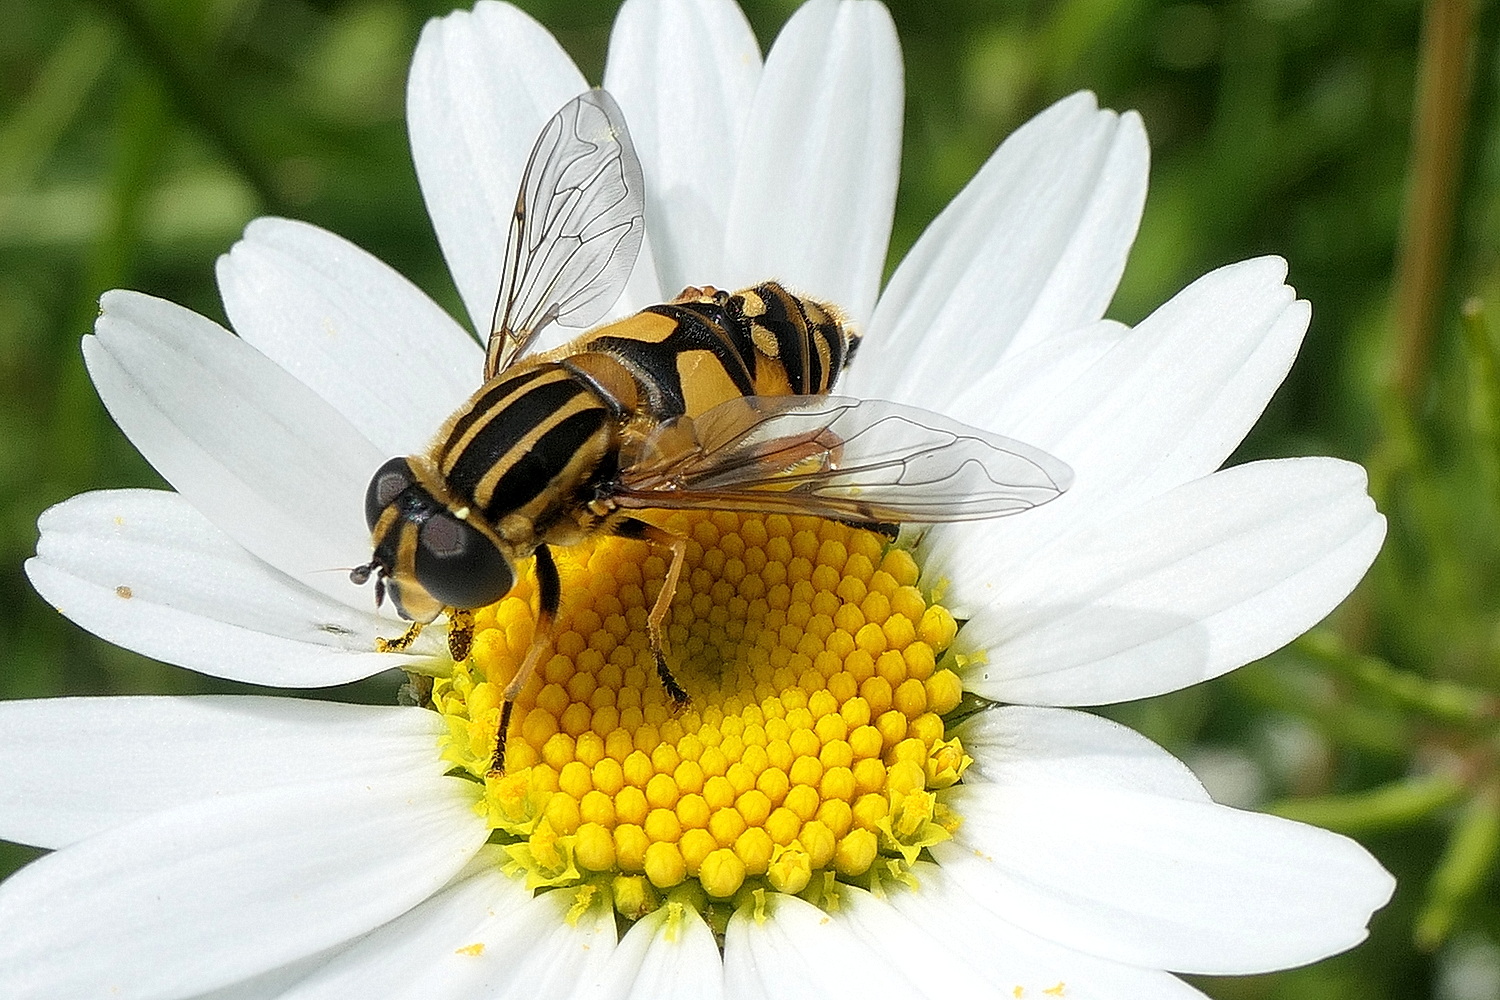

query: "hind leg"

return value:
[617, 518, 691, 706]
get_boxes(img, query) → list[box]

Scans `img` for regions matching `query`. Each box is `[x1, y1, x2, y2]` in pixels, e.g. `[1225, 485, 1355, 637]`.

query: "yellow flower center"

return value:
[430, 511, 972, 922]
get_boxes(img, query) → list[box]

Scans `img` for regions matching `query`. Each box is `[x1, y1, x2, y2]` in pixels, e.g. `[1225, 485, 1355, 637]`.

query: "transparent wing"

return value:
[613, 396, 1073, 523]
[486, 89, 646, 379]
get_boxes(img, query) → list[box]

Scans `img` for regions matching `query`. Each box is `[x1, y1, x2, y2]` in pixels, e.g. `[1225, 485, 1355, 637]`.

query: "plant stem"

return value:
[1392, 0, 1477, 405]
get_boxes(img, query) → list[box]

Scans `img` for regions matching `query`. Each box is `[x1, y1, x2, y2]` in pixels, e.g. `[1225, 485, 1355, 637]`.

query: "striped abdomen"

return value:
[581, 281, 857, 421]
[431, 364, 616, 529]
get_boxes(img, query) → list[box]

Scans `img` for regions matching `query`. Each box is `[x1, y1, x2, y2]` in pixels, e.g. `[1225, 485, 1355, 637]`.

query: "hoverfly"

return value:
[352, 90, 1072, 771]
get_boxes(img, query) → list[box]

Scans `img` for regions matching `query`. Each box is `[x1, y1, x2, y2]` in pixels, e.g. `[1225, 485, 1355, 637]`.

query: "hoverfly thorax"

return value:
[353, 456, 516, 624]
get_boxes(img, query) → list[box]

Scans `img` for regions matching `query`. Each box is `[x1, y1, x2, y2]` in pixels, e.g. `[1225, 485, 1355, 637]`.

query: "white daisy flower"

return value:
[3, 0, 1393, 998]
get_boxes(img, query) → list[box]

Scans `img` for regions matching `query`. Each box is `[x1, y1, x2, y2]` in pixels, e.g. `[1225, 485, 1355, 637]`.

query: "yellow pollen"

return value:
[429, 511, 970, 923]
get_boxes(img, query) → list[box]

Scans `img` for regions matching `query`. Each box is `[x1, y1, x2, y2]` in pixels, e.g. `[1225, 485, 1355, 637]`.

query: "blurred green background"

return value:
[2, 0, 1498, 996]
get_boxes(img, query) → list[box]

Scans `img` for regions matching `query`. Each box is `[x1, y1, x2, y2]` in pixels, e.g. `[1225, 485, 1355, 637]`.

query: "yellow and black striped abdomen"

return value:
[433, 363, 616, 527]
[734, 282, 853, 402]
[580, 281, 856, 421]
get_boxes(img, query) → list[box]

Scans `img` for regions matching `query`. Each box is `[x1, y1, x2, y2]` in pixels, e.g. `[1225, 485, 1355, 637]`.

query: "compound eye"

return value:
[365, 457, 413, 530]
[415, 512, 515, 610]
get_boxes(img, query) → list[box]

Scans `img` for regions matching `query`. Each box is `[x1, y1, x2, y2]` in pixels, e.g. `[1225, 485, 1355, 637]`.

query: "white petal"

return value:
[955, 705, 1209, 801]
[407, 1, 587, 336]
[180, 951, 337, 1000]
[720, 0, 902, 327]
[842, 870, 1210, 1000]
[0, 695, 443, 850]
[267, 862, 519, 999]
[827, 883, 999, 997]
[941, 318, 1128, 429]
[0, 770, 488, 1000]
[953, 458, 1385, 705]
[936, 782, 1395, 974]
[850, 92, 1147, 401]
[86, 290, 386, 608]
[433, 880, 617, 1000]
[272, 861, 521, 1000]
[921, 257, 1311, 591]
[280, 856, 617, 1000]
[995, 256, 1309, 503]
[217, 217, 482, 456]
[936, 316, 1128, 434]
[605, 0, 761, 297]
[583, 902, 724, 1000]
[723, 892, 925, 999]
[26, 489, 440, 687]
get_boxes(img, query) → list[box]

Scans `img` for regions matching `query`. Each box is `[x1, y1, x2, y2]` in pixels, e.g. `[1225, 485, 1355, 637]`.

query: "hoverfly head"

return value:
[357, 456, 515, 623]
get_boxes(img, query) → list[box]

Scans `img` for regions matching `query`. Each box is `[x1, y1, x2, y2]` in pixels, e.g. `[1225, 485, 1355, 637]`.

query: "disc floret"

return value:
[431, 511, 972, 920]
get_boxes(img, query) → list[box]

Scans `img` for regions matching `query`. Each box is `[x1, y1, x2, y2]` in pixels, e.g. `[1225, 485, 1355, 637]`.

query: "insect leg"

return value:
[446, 607, 475, 662]
[651, 534, 691, 705]
[611, 518, 690, 705]
[668, 285, 722, 303]
[375, 620, 424, 653]
[490, 545, 562, 774]
[628, 523, 691, 705]
[835, 519, 901, 541]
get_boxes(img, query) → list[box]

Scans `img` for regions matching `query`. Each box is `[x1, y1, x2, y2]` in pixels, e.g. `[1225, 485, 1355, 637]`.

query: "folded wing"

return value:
[615, 395, 1072, 523]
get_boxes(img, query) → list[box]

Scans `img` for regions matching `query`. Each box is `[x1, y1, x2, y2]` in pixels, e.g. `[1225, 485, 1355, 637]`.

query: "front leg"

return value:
[380, 603, 481, 658]
[490, 545, 561, 775]
[446, 607, 475, 662]
[375, 620, 424, 653]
